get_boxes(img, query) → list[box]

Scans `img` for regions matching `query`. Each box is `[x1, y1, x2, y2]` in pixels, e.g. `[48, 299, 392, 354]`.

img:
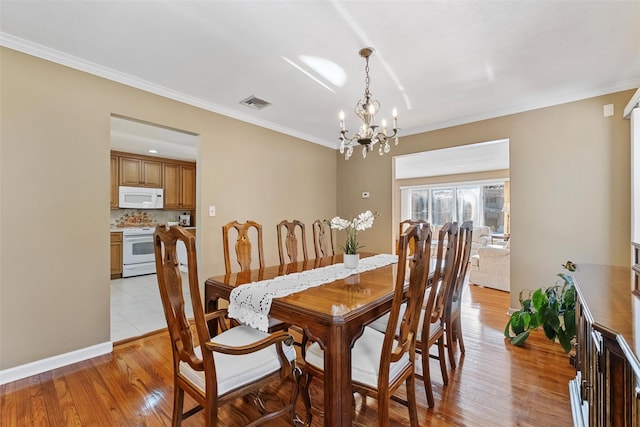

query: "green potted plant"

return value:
[504, 261, 577, 352]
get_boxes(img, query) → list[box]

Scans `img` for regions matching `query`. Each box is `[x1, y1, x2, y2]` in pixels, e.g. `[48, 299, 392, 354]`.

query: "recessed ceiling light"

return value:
[148, 149, 158, 154]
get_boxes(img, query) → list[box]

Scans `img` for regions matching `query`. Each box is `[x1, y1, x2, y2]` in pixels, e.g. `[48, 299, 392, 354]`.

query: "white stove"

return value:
[121, 226, 155, 236]
[121, 227, 156, 277]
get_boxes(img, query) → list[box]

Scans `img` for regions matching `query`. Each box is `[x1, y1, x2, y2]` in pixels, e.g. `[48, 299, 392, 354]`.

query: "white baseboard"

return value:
[0, 341, 113, 385]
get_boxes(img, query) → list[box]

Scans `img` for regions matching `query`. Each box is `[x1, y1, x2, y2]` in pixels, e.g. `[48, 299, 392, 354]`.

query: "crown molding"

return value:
[624, 87, 640, 119]
[3, 32, 637, 149]
[0, 32, 336, 149]
[404, 79, 640, 137]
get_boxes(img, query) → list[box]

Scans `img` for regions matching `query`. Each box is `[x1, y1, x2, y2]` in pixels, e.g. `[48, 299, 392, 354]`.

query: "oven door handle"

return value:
[123, 236, 153, 243]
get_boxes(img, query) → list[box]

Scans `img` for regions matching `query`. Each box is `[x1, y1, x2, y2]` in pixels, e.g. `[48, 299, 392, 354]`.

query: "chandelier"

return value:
[339, 47, 399, 160]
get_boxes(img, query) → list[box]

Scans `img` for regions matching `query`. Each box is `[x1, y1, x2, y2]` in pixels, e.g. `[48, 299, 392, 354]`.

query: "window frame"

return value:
[400, 178, 506, 231]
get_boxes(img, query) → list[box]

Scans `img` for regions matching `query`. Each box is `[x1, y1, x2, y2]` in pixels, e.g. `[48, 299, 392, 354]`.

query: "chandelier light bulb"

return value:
[338, 47, 399, 160]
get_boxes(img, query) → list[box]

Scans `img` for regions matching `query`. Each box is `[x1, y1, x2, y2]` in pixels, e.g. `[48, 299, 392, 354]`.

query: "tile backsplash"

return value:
[110, 209, 192, 228]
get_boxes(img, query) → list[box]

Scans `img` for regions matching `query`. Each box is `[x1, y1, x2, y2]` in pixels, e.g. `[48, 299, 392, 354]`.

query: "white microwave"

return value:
[118, 186, 163, 209]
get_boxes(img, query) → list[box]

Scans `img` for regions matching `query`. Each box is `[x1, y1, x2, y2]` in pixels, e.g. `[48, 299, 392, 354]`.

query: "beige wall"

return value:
[0, 48, 336, 370]
[337, 90, 633, 309]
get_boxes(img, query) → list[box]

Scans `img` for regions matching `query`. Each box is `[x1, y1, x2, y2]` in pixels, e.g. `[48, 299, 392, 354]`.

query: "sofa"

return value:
[469, 240, 510, 292]
[431, 225, 492, 257]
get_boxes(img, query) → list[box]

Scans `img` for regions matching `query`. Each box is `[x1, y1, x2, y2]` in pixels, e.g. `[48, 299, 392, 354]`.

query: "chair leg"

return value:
[290, 366, 303, 426]
[421, 351, 435, 408]
[406, 373, 419, 427]
[376, 387, 391, 427]
[438, 337, 449, 385]
[446, 319, 456, 369]
[455, 315, 466, 355]
[173, 385, 184, 427]
[301, 371, 314, 426]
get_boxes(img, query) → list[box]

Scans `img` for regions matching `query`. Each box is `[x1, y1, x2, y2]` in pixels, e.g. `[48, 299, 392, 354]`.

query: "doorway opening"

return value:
[109, 115, 200, 342]
[392, 138, 510, 236]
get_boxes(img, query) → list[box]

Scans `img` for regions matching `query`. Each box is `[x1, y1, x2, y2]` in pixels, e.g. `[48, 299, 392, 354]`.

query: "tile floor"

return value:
[110, 273, 193, 342]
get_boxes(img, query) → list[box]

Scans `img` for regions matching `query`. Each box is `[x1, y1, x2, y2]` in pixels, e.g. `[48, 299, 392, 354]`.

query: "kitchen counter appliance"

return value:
[122, 227, 156, 277]
[119, 186, 163, 209]
[179, 214, 191, 226]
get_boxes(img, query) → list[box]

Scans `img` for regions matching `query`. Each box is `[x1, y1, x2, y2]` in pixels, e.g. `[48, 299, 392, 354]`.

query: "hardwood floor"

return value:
[1, 284, 575, 426]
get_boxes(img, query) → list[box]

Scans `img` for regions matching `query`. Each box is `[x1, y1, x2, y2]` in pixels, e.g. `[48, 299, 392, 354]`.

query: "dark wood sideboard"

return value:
[569, 264, 640, 426]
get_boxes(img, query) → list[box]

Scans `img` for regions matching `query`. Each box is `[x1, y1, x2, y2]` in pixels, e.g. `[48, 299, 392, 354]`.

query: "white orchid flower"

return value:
[329, 211, 379, 254]
[330, 217, 350, 230]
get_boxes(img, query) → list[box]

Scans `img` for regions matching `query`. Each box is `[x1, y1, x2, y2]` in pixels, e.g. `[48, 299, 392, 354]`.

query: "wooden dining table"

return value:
[204, 253, 403, 426]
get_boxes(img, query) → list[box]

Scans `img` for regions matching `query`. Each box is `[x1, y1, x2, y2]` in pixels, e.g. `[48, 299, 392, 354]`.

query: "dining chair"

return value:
[417, 221, 459, 407]
[153, 225, 300, 427]
[311, 219, 335, 258]
[368, 221, 459, 408]
[301, 223, 433, 426]
[398, 219, 429, 256]
[445, 220, 473, 368]
[276, 219, 309, 264]
[222, 220, 288, 333]
[222, 220, 265, 274]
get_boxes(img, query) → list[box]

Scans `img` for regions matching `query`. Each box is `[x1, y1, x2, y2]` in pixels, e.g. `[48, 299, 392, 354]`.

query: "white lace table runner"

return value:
[227, 254, 398, 332]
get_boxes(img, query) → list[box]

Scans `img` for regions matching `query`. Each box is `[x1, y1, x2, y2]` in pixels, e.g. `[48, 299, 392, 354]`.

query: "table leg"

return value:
[322, 323, 352, 426]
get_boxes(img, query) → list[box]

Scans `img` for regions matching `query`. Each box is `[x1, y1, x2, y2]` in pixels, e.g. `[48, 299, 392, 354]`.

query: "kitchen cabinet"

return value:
[119, 156, 163, 188]
[110, 155, 119, 209]
[110, 231, 123, 279]
[163, 162, 196, 210]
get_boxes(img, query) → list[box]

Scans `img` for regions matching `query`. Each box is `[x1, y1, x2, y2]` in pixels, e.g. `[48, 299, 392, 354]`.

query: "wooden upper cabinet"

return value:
[111, 151, 195, 211]
[163, 162, 196, 210]
[180, 164, 196, 209]
[110, 155, 119, 209]
[119, 157, 163, 188]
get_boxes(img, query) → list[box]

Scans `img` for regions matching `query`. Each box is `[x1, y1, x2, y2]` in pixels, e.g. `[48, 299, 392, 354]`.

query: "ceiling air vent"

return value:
[239, 95, 271, 110]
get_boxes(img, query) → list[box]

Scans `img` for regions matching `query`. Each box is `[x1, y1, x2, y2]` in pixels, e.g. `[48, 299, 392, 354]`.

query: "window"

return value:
[401, 181, 505, 232]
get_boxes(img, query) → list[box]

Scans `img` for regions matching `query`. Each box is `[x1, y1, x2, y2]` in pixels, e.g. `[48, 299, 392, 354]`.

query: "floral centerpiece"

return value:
[330, 211, 379, 267]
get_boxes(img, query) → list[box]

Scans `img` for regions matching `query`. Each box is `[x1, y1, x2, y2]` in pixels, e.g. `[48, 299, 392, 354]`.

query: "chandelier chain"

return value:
[364, 56, 371, 98]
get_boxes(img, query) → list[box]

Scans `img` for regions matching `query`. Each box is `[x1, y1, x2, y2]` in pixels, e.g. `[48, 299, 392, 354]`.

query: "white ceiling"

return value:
[395, 139, 509, 180]
[110, 116, 199, 161]
[2, 1, 639, 156]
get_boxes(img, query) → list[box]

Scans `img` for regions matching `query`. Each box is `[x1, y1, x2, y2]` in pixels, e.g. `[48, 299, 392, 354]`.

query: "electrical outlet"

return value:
[208, 205, 216, 216]
[362, 192, 370, 199]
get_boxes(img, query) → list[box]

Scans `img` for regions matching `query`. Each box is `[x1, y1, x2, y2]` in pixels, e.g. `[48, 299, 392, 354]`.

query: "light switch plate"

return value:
[208, 205, 216, 216]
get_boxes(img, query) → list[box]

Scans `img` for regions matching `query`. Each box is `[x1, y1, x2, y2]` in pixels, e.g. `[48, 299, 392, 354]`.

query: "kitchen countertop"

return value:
[110, 225, 196, 232]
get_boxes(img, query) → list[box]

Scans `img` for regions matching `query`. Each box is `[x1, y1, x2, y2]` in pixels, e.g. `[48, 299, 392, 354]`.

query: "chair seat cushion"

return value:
[366, 300, 441, 343]
[305, 327, 411, 389]
[269, 317, 287, 328]
[179, 325, 296, 396]
[367, 288, 431, 334]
